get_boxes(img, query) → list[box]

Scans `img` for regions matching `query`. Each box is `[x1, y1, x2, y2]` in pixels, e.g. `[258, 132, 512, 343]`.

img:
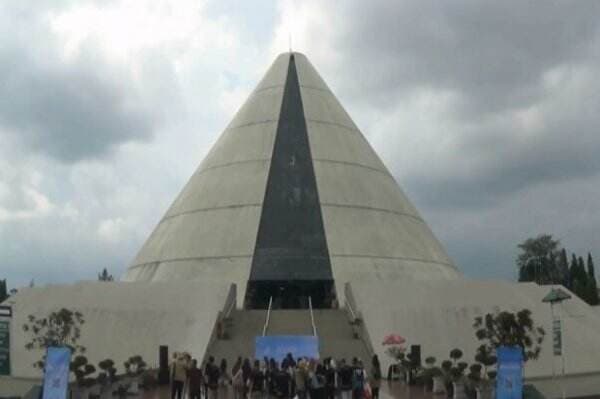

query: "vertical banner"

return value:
[552, 319, 562, 356]
[0, 320, 9, 375]
[42, 347, 72, 399]
[496, 346, 523, 399]
[256, 336, 319, 362]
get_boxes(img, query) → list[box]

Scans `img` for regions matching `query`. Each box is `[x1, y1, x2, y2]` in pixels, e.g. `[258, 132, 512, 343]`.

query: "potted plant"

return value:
[124, 355, 147, 393]
[473, 345, 497, 399]
[441, 360, 453, 397]
[422, 356, 443, 392]
[465, 364, 482, 399]
[97, 359, 117, 395]
[70, 355, 96, 399]
[139, 370, 158, 390]
[385, 346, 407, 382]
[442, 349, 468, 399]
[450, 365, 467, 399]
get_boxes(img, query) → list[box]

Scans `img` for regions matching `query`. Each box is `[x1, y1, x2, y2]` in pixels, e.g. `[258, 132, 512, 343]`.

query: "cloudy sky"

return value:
[2, 0, 600, 289]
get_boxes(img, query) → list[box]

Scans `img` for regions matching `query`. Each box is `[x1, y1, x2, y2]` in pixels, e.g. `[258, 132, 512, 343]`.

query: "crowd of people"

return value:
[170, 353, 382, 399]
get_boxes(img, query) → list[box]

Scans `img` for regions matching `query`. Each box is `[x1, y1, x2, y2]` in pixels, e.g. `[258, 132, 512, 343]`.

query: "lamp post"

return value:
[542, 287, 571, 399]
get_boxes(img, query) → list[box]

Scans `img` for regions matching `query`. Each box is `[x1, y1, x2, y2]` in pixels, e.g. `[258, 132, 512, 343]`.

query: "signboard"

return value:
[0, 320, 9, 375]
[42, 347, 72, 399]
[255, 335, 319, 362]
[496, 346, 523, 399]
[552, 319, 562, 356]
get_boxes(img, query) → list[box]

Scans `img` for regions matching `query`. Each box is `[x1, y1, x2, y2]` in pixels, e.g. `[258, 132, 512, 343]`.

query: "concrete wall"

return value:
[349, 279, 600, 382]
[4, 280, 230, 379]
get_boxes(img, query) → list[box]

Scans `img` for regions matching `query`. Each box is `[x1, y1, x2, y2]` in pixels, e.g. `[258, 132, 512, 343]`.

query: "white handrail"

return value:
[308, 297, 317, 336]
[346, 297, 358, 321]
[344, 283, 359, 322]
[224, 284, 237, 318]
[262, 296, 273, 336]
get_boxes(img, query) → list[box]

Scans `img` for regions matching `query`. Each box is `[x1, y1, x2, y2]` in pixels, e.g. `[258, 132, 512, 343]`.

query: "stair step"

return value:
[204, 308, 371, 367]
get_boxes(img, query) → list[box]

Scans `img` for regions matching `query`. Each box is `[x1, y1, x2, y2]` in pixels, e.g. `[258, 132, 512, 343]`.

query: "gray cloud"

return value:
[0, 5, 157, 163]
[308, 1, 600, 210]
[335, 1, 600, 115]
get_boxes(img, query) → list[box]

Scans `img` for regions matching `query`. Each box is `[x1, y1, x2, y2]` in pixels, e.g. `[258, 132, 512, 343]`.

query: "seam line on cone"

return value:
[161, 204, 262, 223]
[319, 203, 424, 223]
[312, 158, 392, 178]
[193, 159, 270, 178]
[130, 255, 253, 270]
[329, 254, 456, 268]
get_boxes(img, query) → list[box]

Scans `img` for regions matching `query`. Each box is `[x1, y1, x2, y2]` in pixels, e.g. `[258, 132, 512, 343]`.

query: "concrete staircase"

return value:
[313, 309, 371, 362]
[204, 308, 372, 365]
[204, 309, 265, 363]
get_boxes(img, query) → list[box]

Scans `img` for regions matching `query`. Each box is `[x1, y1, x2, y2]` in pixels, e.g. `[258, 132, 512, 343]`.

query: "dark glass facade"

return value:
[246, 54, 334, 309]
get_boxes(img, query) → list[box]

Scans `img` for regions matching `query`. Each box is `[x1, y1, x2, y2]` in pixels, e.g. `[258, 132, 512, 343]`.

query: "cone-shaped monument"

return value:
[124, 52, 460, 307]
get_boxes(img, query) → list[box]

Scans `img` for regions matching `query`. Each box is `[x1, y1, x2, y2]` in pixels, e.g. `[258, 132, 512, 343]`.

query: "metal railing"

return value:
[308, 296, 317, 336]
[344, 283, 375, 358]
[262, 296, 273, 336]
[223, 284, 237, 319]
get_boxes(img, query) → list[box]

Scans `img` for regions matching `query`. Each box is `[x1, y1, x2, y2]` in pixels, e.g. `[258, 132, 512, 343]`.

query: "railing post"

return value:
[262, 296, 273, 336]
[309, 297, 317, 336]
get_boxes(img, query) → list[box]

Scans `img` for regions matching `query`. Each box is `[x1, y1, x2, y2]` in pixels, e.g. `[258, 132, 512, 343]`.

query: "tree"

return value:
[474, 344, 497, 378]
[0, 279, 7, 303]
[98, 268, 114, 282]
[569, 255, 589, 302]
[124, 355, 147, 376]
[22, 308, 86, 369]
[98, 359, 118, 385]
[586, 253, 599, 306]
[473, 309, 545, 362]
[517, 234, 560, 284]
[71, 355, 96, 387]
[558, 249, 570, 288]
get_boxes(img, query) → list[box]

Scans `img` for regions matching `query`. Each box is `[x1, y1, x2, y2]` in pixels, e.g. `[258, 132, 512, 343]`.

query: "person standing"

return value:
[206, 356, 221, 399]
[351, 360, 366, 399]
[232, 358, 244, 399]
[309, 363, 326, 399]
[323, 358, 336, 399]
[188, 359, 204, 399]
[171, 353, 187, 399]
[293, 360, 308, 399]
[249, 360, 266, 399]
[219, 359, 231, 399]
[338, 359, 353, 399]
[369, 356, 381, 399]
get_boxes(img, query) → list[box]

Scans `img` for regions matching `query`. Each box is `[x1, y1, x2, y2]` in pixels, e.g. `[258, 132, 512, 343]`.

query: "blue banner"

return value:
[42, 347, 72, 399]
[256, 336, 319, 362]
[496, 346, 523, 399]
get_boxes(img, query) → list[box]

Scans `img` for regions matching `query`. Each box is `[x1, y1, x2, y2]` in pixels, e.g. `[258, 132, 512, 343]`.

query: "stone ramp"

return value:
[204, 308, 371, 365]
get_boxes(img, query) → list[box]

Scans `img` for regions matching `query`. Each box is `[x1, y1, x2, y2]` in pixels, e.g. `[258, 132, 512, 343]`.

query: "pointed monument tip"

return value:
[277, 51, 307, 59]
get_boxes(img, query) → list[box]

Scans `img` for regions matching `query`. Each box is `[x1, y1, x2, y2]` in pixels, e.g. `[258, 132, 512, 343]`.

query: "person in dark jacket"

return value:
[205, 356, 220, 399]
[242, 358, 253, 398]
[370, 355, 382, 399]
[187, 359, 203, 399]
[338, 359, 353, 399]
[250, 360, 266, 399]
[324, 358, 337, 399]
